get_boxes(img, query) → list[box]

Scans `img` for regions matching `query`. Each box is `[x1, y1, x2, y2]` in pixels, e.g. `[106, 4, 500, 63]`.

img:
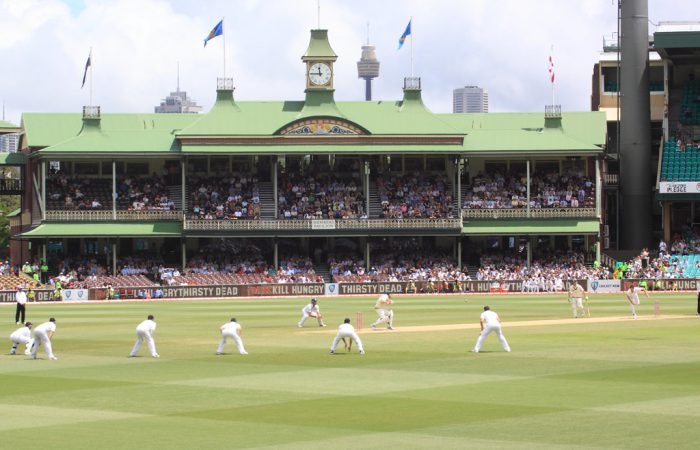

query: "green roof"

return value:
[21, 222, 182, 238]
[0, 152, 25, 165]
[462, 219, 600, 235]
[7, 208, 20, 217]
[302, 29, 337, 60]
[22, 100, 605, 156]
[0, 119, 18, 129]
[22, 113, 199, 151]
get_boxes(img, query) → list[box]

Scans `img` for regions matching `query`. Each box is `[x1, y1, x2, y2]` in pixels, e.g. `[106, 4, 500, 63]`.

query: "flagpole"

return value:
[89, 47, 93, 107]
[223, 17, 227, 78]
[410, 16, 414, 77]
[550, 45, 555, 106]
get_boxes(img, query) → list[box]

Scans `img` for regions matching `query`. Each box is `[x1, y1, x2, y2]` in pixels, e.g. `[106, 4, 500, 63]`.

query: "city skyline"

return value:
[0, 0, 697, 124]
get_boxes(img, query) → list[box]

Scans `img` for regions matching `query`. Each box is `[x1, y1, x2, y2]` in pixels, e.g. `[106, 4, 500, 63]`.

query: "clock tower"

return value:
[302, 29, 338, 92]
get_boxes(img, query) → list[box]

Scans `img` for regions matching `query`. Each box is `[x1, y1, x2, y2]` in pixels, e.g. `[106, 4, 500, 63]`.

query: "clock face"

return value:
[308, 62, 332, 86]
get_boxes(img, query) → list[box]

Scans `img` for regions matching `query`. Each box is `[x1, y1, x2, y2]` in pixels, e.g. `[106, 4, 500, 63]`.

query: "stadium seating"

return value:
[0, 275, 30, 290]
[660, 140, 700, 181]
[680, 80, 700, 125]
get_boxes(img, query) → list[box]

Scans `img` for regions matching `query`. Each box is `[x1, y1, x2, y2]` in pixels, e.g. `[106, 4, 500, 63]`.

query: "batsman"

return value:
[568, 280, 587, 319]
[370, 292, 395, 330]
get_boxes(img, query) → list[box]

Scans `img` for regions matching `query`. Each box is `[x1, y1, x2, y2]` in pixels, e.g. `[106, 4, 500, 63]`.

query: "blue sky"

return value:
[0, 0, 697, 124]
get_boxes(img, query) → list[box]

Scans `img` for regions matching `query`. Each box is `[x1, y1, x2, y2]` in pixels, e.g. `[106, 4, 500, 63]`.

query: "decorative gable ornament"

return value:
[280, 118, 365, 135]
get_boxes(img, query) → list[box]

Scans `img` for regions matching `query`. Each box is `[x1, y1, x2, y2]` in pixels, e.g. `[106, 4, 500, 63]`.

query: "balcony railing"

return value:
[604, 173, 619, 186]
[184, 218, 462, 231]
[82, 106, 101, 119]
[46, 210, 182, 221]
[462, 208, 597, 219]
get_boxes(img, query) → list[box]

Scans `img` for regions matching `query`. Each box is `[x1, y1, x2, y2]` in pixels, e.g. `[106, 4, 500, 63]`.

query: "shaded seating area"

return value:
[660, 140, 700, 181]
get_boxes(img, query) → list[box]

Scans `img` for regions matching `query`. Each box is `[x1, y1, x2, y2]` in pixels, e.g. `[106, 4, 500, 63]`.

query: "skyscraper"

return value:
[453, 86, 489, 113]
[155, 89, 202, 114]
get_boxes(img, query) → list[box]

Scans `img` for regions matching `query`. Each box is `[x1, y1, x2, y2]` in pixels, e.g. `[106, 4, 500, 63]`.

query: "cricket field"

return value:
[1, 292, 699, 449]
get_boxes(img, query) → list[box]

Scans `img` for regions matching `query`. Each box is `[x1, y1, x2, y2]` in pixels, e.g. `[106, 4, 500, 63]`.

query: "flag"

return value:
[204, 20, 223, 47]
[81, 50, 91, 89]
[398, 19, 411, 50]
[548, 55, 555, 84]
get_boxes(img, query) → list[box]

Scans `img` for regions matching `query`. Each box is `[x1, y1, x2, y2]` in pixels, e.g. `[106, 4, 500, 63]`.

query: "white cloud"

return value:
[0, 0, 697, 124]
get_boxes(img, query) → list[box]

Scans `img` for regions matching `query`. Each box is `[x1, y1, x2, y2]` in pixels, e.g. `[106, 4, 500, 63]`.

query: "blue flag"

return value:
[398, 19, 411, 50]
[81, 51, 91, 88]
[204, 20, 223, 47]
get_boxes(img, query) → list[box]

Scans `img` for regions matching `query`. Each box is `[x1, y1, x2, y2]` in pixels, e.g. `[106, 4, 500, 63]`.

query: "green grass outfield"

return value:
[1, 292, 699, 449]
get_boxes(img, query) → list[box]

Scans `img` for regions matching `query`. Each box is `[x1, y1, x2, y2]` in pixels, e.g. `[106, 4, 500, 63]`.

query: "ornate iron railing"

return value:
[45, 210, 182, 221]
[461, 208, 597, 219]
[184, 218, 462, 231]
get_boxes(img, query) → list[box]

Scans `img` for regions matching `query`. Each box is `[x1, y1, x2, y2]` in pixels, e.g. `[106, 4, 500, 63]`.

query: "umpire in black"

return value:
[15, 286, 28, 324]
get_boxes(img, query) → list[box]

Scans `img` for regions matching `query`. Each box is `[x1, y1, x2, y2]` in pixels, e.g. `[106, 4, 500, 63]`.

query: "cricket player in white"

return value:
[298, 298, 326, 327]
[31, 318, 57, 360]
[216, 318, 248, 355]
[472, 306, 510, 353]
[10, 322, 33, 355]
[568, 281, 587, 318]
[370, 292, 394, 330]
[625, 285, 649, 319]
[129, 315, 159, 358]
[330, 318, 364, 355]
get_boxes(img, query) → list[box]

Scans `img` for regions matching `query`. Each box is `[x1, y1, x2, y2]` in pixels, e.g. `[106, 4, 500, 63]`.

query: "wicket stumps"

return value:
[356, 311, 364, 330]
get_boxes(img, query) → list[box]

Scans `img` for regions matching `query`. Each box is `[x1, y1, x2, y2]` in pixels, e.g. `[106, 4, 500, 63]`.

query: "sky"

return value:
[0, 0, 698, 125]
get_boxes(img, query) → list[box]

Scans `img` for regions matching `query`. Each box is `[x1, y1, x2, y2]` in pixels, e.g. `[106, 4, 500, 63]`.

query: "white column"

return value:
[273, 157, 278, 219]
[112, 160, 117, 220]
[595, 157, 601, 219]
[181, 239, 186, 272]
[526, 160, 531, 218]
[41, 161, 46, 220]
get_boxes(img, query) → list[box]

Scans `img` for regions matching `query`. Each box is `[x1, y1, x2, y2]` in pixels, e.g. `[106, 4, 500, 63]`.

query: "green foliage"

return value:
[0, 195, 19, 256]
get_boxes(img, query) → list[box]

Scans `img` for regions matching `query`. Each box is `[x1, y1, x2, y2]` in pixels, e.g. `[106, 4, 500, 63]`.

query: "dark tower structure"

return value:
[619, 0, 652, 249]
[357, 37, 380, 101]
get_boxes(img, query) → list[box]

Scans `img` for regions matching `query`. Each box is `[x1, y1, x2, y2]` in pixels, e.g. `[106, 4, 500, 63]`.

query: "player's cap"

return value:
[344, 318, 351, 324]
[49, 317, 56, 322]
[25, 321, 32, 327]
[147, 314, 154, 320]
[483, 306, 490, 311]
[311, 298, 317, 303]
[230, 318, 237, 322]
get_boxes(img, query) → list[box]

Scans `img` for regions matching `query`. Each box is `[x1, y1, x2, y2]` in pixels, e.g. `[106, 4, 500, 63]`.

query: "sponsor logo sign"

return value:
[324, 283, 339, 296]
[588, 279, 620, 293]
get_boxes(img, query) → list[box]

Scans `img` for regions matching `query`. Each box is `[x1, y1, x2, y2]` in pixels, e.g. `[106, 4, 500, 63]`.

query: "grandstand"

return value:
[3, 28, 609, 297]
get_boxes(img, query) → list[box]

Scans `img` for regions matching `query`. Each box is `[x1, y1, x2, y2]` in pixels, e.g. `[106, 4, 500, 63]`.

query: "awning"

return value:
[0, 152, 25, 165]
[462, 219, 600, 235]
[21, 222, 182, 238]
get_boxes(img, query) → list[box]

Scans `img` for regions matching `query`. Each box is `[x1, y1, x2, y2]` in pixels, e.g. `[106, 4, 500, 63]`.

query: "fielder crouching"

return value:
[330, 318, 364, 355]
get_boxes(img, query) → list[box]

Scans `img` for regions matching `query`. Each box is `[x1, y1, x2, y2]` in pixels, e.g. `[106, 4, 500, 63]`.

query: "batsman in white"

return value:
[216, 318, 248, 355]
[298, 298, 326, 327]
[472, 306, 511, 353]
[625, 284, 649, 319]
[129, 314, 159, 358]
[370, 292, 394, 330]
[9, 321, 33, 355]
[330, 318, 364, 355]
[568, 281, 587, 318]
[31, 318, 57, 360]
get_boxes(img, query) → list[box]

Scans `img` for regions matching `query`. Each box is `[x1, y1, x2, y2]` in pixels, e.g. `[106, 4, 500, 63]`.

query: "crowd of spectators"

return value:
[463, 171, 595, 210]
[47, 174, 175, 211]
[475, 251, 610, 290]
[377, 173, 454, 219]
[160, 241, 322, 285]
[278, 174, 365, 220]
[330, 240, 469, 283]
[188, 175, 260, 220]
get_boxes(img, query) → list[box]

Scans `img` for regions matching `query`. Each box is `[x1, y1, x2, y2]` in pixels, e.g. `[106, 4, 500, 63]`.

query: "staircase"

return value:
[314, 262, 331, 283]
[368, 183, 382, 218]
[464, 264, 479, 278]
[168, 185, 184, 211]
[258, 182, 276, 219]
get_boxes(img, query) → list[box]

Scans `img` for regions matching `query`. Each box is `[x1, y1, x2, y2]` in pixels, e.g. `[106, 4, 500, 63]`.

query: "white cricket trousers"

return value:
[330, 331, 364, 353]
[217, 331, 247, 354]
[130, 330, 158, 357]
[371, 309, 393, 327]
[11, 336, 33, 354]
[31, 330, 55, 359]
[473, 325, 510, 352]
[571, 298, 584, 318]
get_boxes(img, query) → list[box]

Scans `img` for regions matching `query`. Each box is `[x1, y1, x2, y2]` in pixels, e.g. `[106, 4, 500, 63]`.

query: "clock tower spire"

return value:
[300, 28, 341, 116]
